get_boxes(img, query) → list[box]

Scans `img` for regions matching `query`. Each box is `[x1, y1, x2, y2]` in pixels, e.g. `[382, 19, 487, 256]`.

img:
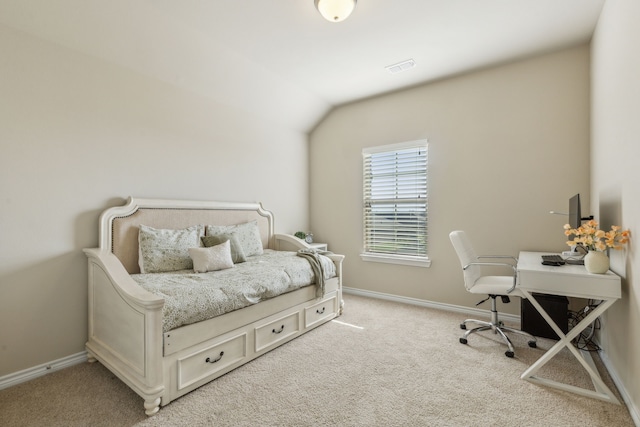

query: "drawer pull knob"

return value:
[272, 325, 285, 334]
[205, 351, 224, 364]
[316, 307, 326, 315]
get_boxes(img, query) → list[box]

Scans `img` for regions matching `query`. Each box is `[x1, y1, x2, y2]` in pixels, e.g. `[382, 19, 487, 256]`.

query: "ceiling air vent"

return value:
[385, 59, 416, 74]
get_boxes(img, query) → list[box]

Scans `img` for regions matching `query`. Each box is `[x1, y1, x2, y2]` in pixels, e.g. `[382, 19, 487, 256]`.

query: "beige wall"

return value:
[591, 0, 640, 416]
[310, 45, 591, 311]
[0, 25, 309, 376]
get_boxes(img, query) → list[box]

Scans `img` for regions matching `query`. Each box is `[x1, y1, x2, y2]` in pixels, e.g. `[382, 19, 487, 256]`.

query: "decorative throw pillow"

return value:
[138, 224, 203, 273]
[189, 240, 234, 273]
[201, 234, 246, 264]
[205, 220, 264, 257]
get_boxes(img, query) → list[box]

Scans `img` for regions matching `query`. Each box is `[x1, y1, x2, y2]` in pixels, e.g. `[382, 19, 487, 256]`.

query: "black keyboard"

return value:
[541, 255, 565, 266]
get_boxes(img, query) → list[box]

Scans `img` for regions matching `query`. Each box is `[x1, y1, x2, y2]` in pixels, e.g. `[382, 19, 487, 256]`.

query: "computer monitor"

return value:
[568, 194, 581, 229]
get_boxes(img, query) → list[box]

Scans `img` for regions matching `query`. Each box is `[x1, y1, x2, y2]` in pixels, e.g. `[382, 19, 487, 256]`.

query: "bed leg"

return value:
[86, 350, 97, 363]
[144, 398, 161, 416]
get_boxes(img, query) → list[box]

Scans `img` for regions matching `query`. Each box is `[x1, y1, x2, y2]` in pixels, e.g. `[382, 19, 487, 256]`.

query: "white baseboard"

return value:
[343, 286, 521, 323]
[0, 351, 87, 391]
[597, 345, 640, 426]
[343, 287, 639, 426]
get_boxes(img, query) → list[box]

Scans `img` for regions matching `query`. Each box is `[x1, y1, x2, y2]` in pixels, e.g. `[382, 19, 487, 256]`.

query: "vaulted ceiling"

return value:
[0, 0, 605, 132]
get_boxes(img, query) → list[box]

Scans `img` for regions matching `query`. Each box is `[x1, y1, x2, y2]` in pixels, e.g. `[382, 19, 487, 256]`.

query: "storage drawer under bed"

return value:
[305, 294, 338, 328]
[176, 333, 247, 391]
[254, 311, 300, 352]
[170, 292, 340, 398]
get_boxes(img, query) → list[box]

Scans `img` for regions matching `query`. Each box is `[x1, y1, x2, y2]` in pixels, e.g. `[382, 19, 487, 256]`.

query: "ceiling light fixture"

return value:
[314, 0, 357, 23]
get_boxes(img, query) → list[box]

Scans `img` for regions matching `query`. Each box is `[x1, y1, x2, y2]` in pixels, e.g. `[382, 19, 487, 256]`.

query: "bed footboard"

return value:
[84, 248, 165, 415]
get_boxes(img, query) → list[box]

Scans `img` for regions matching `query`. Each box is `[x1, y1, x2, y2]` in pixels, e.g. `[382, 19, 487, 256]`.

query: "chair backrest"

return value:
[449, 230, 481, 291]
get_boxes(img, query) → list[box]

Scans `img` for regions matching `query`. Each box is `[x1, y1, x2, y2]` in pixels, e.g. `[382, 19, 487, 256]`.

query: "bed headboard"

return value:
[99, 197, 274, 274]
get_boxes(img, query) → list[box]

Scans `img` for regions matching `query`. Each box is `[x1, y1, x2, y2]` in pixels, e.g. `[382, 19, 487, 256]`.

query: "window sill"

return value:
[360, 253, 431, 268]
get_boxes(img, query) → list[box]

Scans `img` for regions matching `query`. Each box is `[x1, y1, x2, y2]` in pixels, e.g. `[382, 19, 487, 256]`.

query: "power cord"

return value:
[568, 300, 601, 351]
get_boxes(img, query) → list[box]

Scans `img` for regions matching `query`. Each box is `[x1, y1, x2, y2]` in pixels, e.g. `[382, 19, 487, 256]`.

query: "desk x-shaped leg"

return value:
[519, 289, 620, 404]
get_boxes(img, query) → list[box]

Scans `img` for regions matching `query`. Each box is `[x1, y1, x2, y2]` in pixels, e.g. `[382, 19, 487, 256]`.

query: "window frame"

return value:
[360, 139, 430, 268]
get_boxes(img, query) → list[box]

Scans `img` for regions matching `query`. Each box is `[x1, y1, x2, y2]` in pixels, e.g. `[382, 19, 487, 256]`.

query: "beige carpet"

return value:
[0, 294, 634, 426]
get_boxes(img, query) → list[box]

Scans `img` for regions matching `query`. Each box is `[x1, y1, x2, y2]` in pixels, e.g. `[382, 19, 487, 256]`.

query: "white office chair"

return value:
[449, 230, 537, 358]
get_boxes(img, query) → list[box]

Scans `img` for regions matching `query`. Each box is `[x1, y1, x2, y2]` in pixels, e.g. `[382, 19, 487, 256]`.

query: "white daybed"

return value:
[83, 197, 344, 416]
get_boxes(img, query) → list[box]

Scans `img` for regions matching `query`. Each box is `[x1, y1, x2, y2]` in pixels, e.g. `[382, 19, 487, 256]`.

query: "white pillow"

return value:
[189, 240, 234, 273]
[138, 224, 203, 273]
[206, 220, 264, 257]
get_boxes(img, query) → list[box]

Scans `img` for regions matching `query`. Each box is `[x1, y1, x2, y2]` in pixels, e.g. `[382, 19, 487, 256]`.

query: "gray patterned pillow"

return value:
[189, 240, 234, 273]
[205, 221, 263, 257]
[201, 234, 247, 264]
[138, 224, 204, 273]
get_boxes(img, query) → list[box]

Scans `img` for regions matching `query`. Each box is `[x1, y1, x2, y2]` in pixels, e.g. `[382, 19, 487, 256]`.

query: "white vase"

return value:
[584, 251, 610, 274]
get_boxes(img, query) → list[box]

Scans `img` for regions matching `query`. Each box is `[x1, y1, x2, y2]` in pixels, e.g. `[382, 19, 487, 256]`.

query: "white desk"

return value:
[517, 251, 621, 404]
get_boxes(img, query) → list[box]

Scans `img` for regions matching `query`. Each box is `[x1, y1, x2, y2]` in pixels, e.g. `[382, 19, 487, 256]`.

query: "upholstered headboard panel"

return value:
[100, 198, 273, 274]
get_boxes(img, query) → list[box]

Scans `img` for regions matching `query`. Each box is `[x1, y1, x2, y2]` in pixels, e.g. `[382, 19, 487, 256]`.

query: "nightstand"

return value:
[309, 242, 328, 251]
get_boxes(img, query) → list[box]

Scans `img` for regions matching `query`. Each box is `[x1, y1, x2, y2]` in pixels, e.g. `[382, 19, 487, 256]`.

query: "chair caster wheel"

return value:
[460, 338, 468, 345]
[460, 323, 466, 330]
[505, 351, 514, 358]
[528, 341, 537, 348]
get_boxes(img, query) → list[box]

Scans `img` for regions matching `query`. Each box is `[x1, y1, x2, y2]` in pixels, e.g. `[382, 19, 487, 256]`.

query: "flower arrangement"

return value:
[564, 220, 630, 251]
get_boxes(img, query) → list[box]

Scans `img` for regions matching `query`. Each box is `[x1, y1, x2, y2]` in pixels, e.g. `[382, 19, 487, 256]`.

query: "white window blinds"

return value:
[362, 140, 428, 262]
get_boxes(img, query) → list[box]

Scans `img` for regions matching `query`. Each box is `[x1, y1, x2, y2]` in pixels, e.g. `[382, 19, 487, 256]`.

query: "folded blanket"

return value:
[297, 248, 333, 297]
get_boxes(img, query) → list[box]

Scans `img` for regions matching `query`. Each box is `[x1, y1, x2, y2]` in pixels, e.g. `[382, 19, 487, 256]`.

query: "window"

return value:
[361, 140, 429, 267]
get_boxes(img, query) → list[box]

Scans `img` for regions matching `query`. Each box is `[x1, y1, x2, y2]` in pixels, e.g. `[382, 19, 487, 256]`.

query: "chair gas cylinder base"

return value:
[459, 294, 537, 358]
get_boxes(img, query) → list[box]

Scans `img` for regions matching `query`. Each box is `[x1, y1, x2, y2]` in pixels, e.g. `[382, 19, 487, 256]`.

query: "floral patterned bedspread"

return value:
[131, 250, 336, 332]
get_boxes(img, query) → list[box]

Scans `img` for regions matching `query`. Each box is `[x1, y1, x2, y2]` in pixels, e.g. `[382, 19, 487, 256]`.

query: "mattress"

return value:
[131, 249, 336, 332]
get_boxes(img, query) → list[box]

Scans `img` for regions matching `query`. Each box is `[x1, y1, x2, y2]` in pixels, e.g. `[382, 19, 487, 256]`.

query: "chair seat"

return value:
[469, 276, 525, 298]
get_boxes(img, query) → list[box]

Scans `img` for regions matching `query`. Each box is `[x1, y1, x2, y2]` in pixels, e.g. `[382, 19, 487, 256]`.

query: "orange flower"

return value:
[564, 221, 630, 251]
